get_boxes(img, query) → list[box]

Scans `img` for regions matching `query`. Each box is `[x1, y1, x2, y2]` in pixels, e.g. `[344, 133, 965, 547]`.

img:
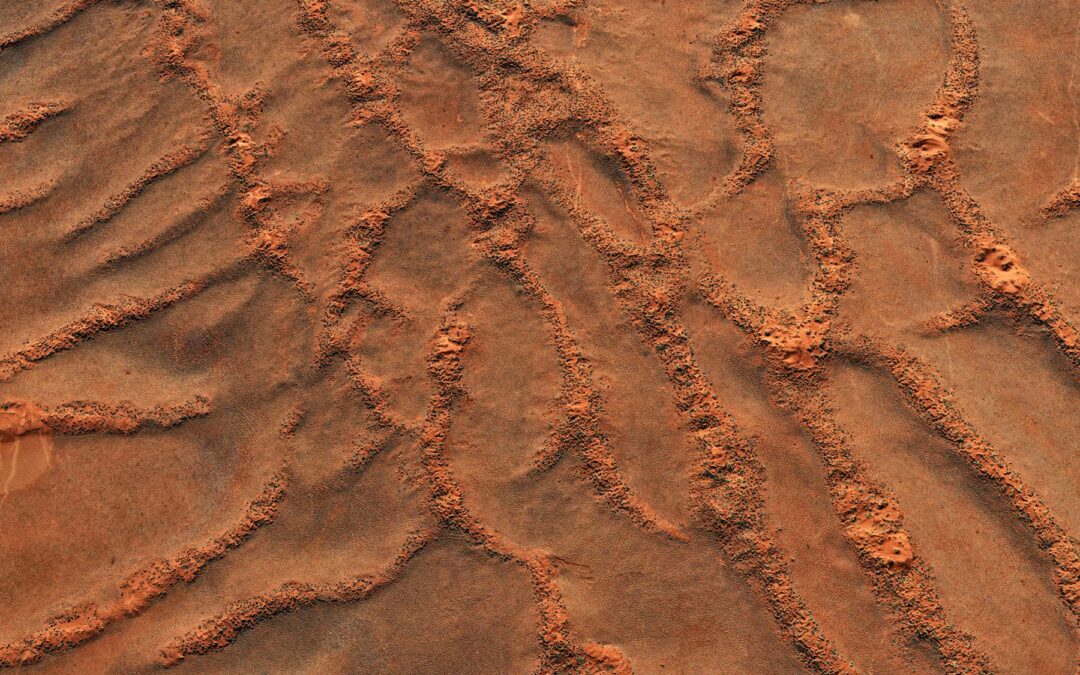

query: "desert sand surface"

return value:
[0, 0, 1078, 673]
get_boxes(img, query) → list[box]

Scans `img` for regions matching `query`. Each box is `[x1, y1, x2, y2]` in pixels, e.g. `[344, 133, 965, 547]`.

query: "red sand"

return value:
[0, 0, 1078, 672]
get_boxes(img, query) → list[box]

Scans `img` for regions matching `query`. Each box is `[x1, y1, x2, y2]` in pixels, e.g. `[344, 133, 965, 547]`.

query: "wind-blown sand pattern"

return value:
[0, 0, 1077, 672]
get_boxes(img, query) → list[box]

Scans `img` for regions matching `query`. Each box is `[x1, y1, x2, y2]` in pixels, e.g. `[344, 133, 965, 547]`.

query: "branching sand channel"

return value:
[0, 0, 1077, 672]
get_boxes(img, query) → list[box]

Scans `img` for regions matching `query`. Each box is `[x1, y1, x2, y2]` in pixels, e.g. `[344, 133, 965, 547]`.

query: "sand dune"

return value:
[0, 0, 1077, 672]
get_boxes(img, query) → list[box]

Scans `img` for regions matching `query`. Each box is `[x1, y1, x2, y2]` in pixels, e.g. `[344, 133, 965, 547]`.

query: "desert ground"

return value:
[0, 0, 1078, 672]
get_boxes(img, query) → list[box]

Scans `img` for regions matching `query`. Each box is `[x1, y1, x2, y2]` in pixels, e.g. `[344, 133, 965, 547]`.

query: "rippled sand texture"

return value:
[0, 0, 1078, 673]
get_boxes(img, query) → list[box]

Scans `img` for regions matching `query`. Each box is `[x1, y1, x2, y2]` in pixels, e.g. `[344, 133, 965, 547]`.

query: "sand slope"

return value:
[0, 0, 1077, 673]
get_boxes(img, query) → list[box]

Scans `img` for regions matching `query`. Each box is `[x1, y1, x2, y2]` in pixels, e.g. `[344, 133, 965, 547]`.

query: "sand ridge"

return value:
[0, 0, 1077, 672]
